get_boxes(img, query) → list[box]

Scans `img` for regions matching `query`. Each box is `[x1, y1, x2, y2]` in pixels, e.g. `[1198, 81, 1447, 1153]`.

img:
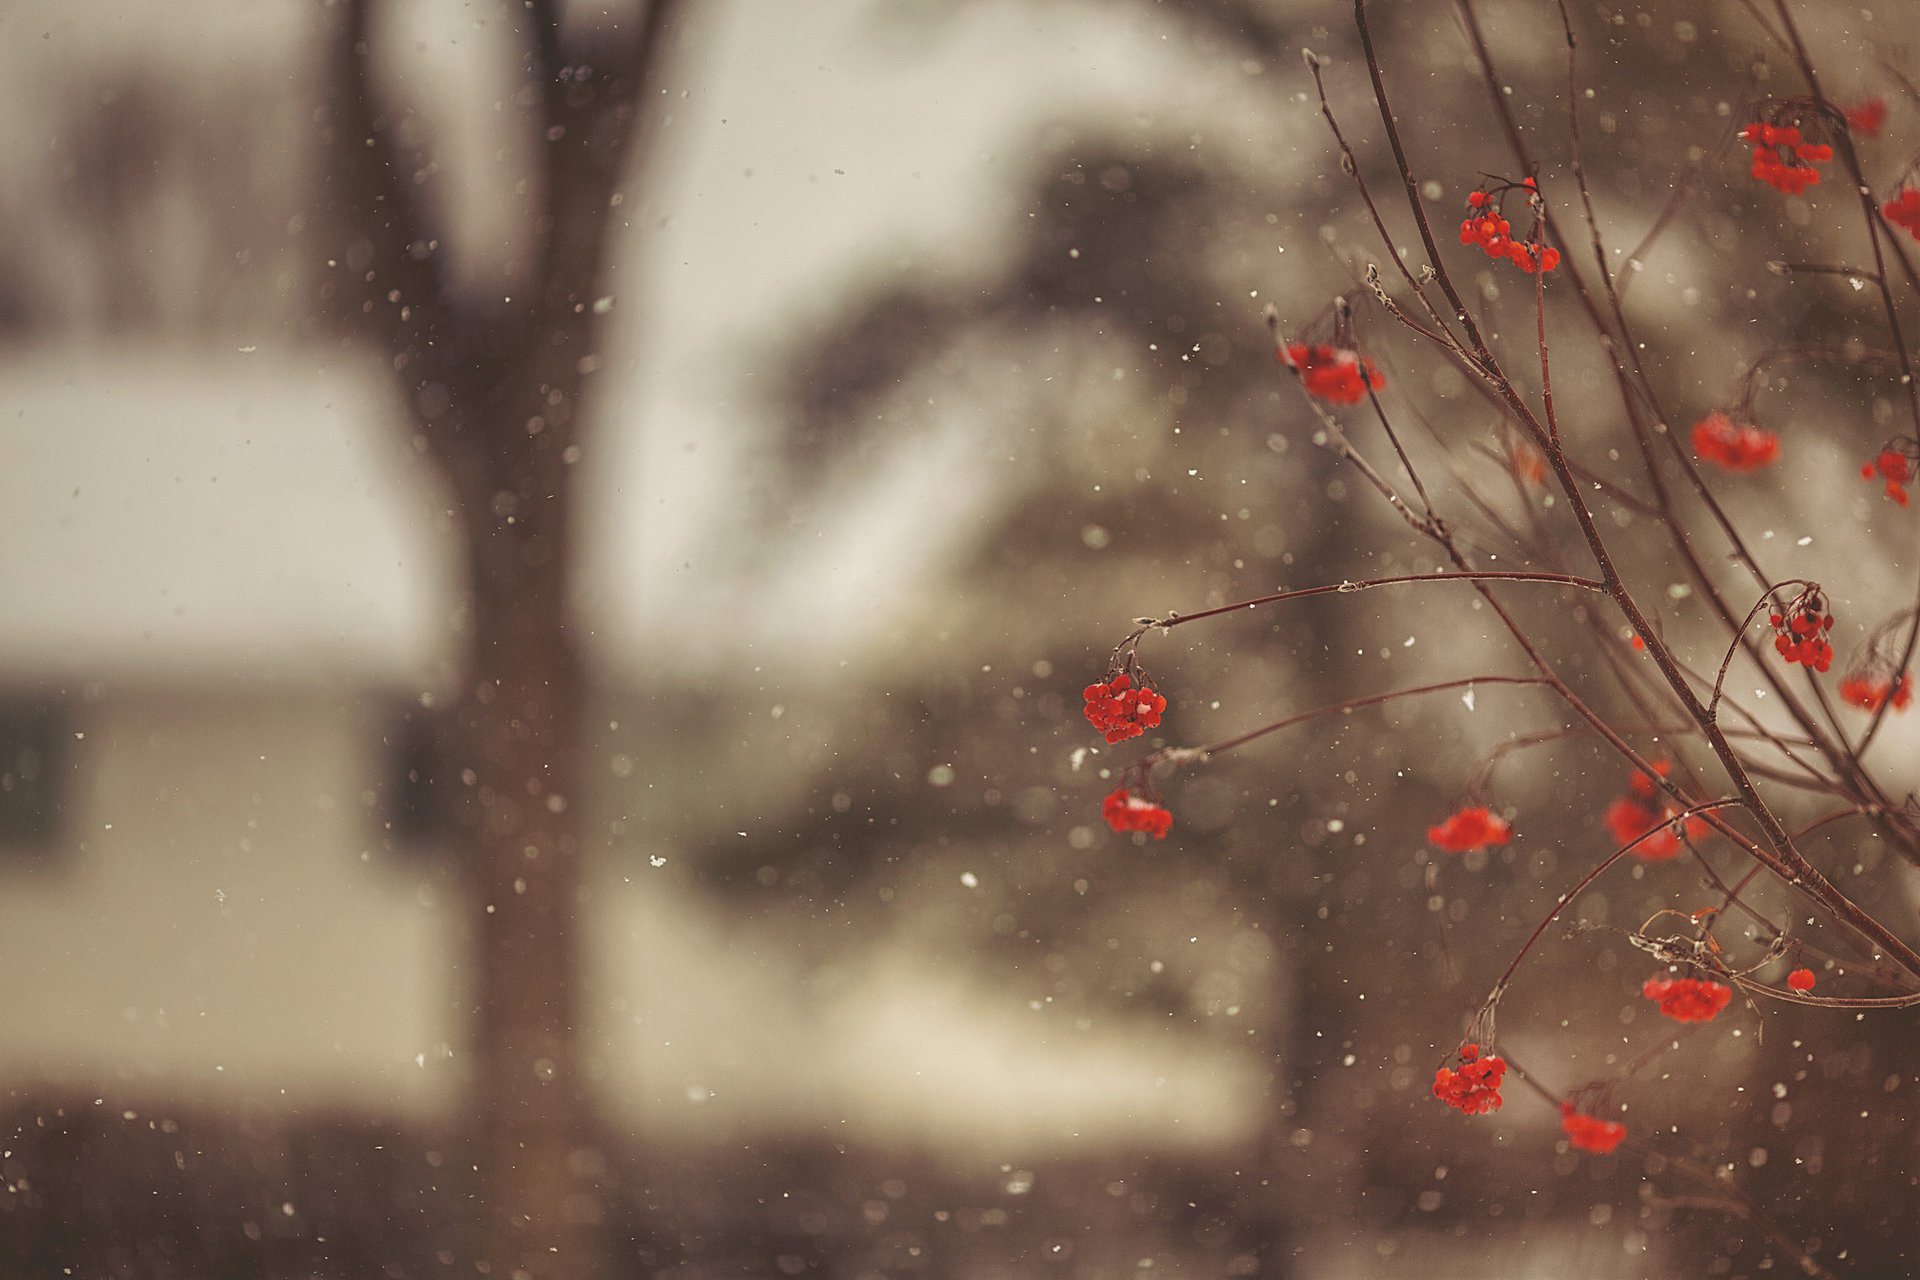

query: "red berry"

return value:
[1560, 1104, 1627, 1154]
[1433, 1042, 1506, 1115]
[1427, 806, 1513, 853]
[1691, 412, 1779, 472]
[1102, 787, 1172, 838]
[1643, 975, 1734, 1022]
[1280, 342, 1384, 404]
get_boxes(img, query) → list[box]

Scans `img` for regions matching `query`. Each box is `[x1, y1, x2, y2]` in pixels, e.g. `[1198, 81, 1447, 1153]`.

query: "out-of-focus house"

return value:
[0, 4, 1765, 1276]
[0, 353, 467, 1115]
[0, 350, 1264, 1155]
[0, 3, 1271, 1248]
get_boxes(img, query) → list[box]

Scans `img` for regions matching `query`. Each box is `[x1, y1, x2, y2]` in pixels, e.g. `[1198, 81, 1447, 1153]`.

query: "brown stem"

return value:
[1362, 0, 1920, 980]
[1302, 51, 1463, 355]
[1469, 0, 1871, 803]
[1481, 800, 1743, 1013]
[1138, 570, 1605, 634]
[1765, 0, 1920, 763]
[1354, 0, 1503, 376]
[1167, 675, 1552, 761]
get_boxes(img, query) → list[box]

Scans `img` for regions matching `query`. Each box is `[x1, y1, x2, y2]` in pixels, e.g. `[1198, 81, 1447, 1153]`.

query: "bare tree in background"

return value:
[317, 2, 683, 1275]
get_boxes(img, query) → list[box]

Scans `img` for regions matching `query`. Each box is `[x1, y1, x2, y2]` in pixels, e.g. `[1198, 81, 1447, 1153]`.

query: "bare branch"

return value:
[317, 0, 483, 489]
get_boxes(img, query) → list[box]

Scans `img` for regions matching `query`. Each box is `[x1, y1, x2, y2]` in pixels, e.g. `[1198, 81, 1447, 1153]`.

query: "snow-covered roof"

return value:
[0, 348, 459, 689]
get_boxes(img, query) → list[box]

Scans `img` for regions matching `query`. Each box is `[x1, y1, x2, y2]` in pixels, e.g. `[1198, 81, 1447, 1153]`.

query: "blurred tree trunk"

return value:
[317, 1, 683, 1275]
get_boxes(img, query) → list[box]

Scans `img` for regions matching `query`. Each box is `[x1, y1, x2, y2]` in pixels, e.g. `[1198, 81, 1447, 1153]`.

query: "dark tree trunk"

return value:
[316, 1, 685, 1274]
[457, 418, 591, 1275]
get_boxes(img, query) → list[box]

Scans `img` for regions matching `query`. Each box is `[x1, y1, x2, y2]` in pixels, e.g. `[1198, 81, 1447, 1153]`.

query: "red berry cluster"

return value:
[1740, 122, 1831, 195]
[1458, 186, 1560, 273]
[1839, 670, 1912, 713]
[1279, 342, 1384, 405]
[1863, 444, 1915, 505]
[1691, 411, 1779, 472]
[1082, 671, 1166, 744]
[1604, 795, 1683, 860]
[1642, 974, 1734, 1022]
[1601, 762, 1705, 861]
[1883, 189, 1920, 241]
[1846, 97, 1888, 138]
[1426, 805, 1512, 853]
[1102, 787, 1172, 839]
[1786, 967, 1817, 992]
[1559, 1104, 1628, 1154]
[1432, 1042, 1506, 1115]
[1770, 593, 1834, 671]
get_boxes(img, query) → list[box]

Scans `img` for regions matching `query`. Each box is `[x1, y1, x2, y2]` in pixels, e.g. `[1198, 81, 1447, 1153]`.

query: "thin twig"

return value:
[1167, 675, 1551, 761]
[1354, 0, 1920, 979]
[1136, 570, 1606, 635]
[1480, 799, 1745, 1017]
[1303, 50, 1464, 356]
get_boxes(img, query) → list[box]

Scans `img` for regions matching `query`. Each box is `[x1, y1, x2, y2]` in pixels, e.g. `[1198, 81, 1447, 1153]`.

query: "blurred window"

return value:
[377, 705, 447, 857]
[0, 698, 68, 855]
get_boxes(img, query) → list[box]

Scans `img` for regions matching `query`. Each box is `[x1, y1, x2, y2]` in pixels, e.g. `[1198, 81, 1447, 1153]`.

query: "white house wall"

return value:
[0, 688, 1265, 1154]
[0, 691, 466, 1117]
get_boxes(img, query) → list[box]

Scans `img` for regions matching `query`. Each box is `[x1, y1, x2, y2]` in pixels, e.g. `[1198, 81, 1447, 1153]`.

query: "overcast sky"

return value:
[582, 0, 1266, 681]
[0, 0, 1274, 687]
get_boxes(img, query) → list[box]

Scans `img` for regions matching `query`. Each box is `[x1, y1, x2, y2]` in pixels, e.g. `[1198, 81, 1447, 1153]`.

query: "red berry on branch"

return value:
[1432, 1042, 1506, 1115]
[1457, 184, 1557, 274]
[1769, 591, 1834, 672]
[1845, 97, 1887, 137]
[1082, 671, 1166, 744]
[1604, 762, 1703, 860]
[1839, 671, 1912, 712]
[1691, 412, 1779, 472]
[1605, 797, 1682, 859]
[1426, 805, 1512, 853]
[1279, 342, 1384, 404]
[1559, 1103, 1628, 1154]
[1884, 189, 1920, 240]
[1643, 974, 1734, 1022]
[1102, 787, 1172, 839]
[1863, 445, 1915, 504]
[1741, 119, 1828, 194]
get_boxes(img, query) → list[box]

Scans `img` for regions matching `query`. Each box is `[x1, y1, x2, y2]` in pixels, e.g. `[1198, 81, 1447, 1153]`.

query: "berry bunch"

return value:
[1691, 411, 1780, 472]
[1740, 121, 1831, 195]
[1457, 185, 1560, 273]
[1642, 975, 1734, 1022]
[1278, 342, 1384, 405]
[1882, 188, 1920, 240]
[1559, 1104, 1628, 1154]
[1838, 670, 1912, 713]
[1101, 787, 1172, 839]
[1846, 96, 1888, 137]
[1601, 762, 1706, 861]
[1426, 805, 1512, 853]
[1862, 444, 1915, 505]
[1432, 1042, 1506, 1115]
[1082, 671, 1166, 744]
[1770, 593, 1834, 671]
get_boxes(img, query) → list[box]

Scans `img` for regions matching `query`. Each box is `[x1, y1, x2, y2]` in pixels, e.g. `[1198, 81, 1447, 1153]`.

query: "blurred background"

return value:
[2, 0, 1917, 1276]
